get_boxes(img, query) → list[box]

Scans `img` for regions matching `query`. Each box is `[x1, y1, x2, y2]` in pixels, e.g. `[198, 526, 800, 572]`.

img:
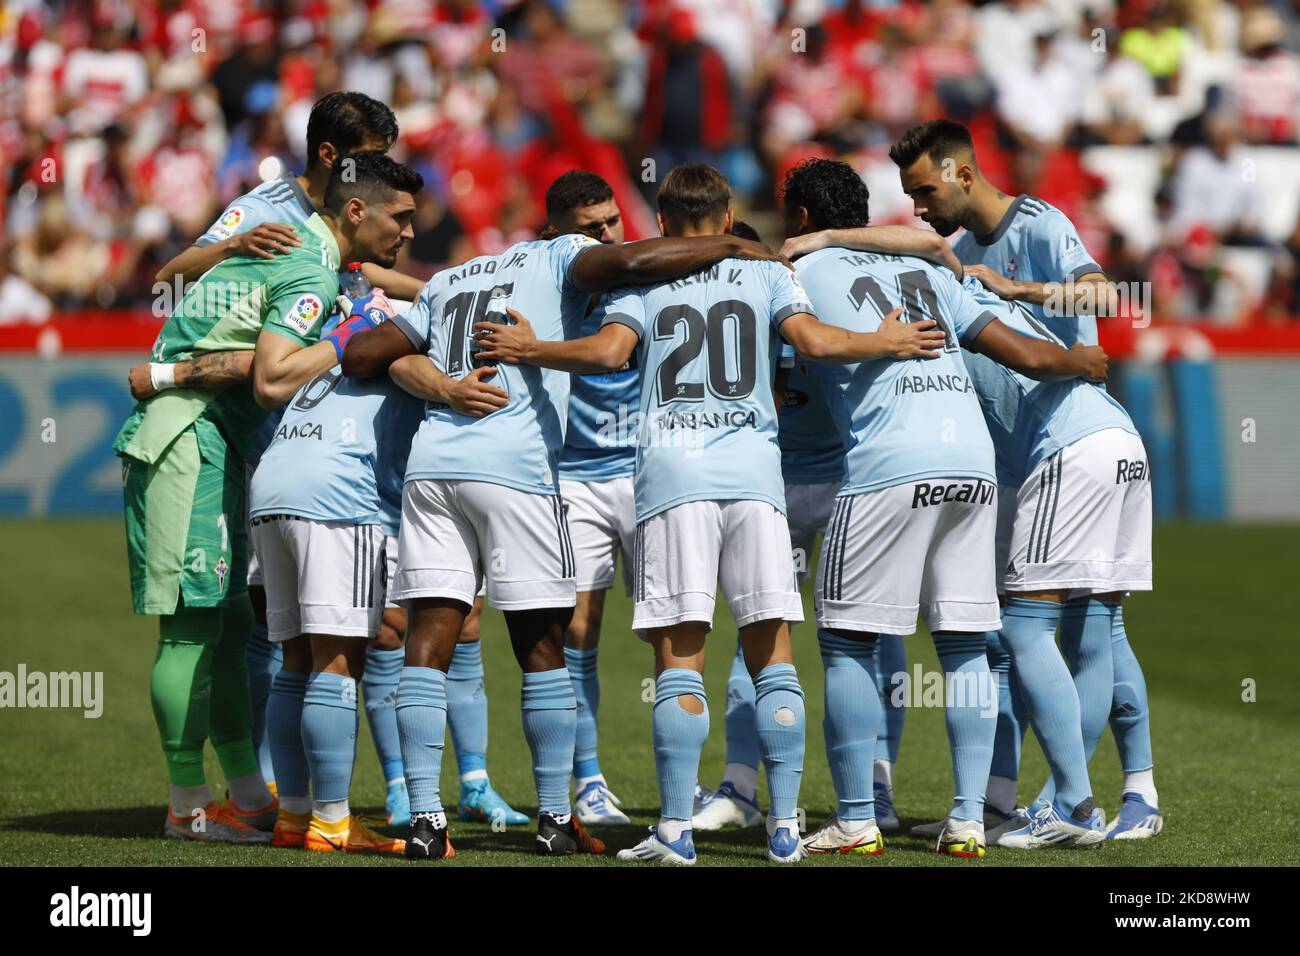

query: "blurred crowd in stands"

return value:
[3, 0, 1300, 326]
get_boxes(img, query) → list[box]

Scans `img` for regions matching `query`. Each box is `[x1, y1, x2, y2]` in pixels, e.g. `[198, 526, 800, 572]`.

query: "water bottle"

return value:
[342, 261, 371, 304]
[471, 286, 512, 368]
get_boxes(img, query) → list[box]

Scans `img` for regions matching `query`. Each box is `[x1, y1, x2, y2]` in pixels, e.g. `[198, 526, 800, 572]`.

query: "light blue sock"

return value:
[246, 623, 281, 786]
[1039, 598, 1118, 805]
[819, 630, 878, 821]
[653, 669, 709, 820]
[447, 641, 488, 778]
[267, 670, 309, 801]
[999, 597, 1092, 812]
[724, 640, 759, 771]
[1110, 606, 1154, 773]
[874, 634, 906, 764]
[301, 672, 358, 804]
[933, 632, 996, 822]
[395, 667, 447, 815]
[753, 661, 805, 821]
[564, 646, 601, 780]
[520, 669, 577, 817]
[986, 629, 1027, 781]
[362, 646, 405, 784]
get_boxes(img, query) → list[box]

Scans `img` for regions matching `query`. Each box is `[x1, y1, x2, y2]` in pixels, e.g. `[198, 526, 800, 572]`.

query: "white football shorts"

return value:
[786, 480, 839, 588]
[391, 479, 576, 611]
[632, 498, 804, 633]
[251, 515, 386, 642]
[1002, 427, 1153, 595]
[245, 464, 263, 588]
[559, 475, 635, 594]
[816, 478, 1001, 636]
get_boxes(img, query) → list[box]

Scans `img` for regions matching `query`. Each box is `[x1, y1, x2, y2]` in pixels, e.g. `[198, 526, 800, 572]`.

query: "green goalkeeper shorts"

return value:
[121, 424, 248, 615]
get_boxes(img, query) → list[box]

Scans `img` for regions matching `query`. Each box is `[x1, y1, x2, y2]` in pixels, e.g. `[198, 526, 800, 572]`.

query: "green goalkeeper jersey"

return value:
[114, 214, 341, 467]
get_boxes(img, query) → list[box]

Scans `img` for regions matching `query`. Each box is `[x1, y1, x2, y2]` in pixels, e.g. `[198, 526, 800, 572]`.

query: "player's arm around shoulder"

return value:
[967, 319, 1109, 383]
[251, 269, 339, 409]
[780, 307, 945, 364]
[473, 307, 638, 374]
[128, 351, 255, 401]
[781, 226, 963, 278]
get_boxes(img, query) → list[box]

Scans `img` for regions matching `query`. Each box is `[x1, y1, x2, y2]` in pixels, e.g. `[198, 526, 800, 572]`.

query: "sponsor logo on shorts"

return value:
[1116, 458, 1149, 484]
[215, 556, 228, 590]
[282, 294, 324, 335]
[911, 479, 995, 509]
[894, 373, 976, 396]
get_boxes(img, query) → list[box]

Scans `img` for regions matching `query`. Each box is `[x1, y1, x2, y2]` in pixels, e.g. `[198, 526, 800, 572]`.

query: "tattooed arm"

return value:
[129, 351, 255, 401]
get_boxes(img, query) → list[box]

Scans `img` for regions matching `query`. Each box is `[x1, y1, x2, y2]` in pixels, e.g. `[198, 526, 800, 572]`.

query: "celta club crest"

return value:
[1005, 256, 1017, 277]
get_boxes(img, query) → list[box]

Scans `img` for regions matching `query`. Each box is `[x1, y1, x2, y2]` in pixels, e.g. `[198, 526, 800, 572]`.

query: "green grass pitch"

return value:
[1, 519, 1295, 867]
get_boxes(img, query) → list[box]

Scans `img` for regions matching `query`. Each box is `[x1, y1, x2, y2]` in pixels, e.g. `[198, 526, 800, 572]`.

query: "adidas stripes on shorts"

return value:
[815, 478, 1001, 636]
[391, 479, 576, 611]
[251, 515, 386, 642]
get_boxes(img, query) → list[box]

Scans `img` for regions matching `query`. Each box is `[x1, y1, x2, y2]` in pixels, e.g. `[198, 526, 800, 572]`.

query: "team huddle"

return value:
[117, 92, 1163, 864]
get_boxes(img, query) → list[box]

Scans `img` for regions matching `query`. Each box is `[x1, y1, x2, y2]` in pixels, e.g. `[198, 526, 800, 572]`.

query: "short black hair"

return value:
[545, 170, 614, 220]
[305, 92, 399, 172]
[781, 158, 870, 230]
[729, 219, 762, 243]
[889, 119, 975, 170]
[324, 152, 423, 214]
[657, 163, 731, 229]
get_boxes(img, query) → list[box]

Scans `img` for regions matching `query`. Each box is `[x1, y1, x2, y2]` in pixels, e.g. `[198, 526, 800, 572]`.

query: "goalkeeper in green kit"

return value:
[113, 153, 423, 842]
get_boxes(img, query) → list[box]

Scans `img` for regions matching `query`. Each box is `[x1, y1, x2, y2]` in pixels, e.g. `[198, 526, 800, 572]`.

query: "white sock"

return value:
[1122, 769, 1158, 807]
[657, 817, 690, 842]
[280, 795, 311, 814]
[170, 784, 212, 816]
[722, 762, 758, 801]
[986, 775, 1018, 815]
[837, 816, 872, 835]
[873, 759, 893, 789]
[313, 799, 350, 823]
[461, 769, 488, 784]
[227, 772, 273, 810]
[767, 814, 802, 836]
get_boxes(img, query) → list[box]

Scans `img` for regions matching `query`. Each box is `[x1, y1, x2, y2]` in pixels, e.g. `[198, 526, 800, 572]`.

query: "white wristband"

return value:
[150, 363, 177, 392]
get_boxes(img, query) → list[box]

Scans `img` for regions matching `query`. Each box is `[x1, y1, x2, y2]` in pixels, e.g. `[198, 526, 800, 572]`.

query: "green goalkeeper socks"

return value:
[151, 600, 261, 790]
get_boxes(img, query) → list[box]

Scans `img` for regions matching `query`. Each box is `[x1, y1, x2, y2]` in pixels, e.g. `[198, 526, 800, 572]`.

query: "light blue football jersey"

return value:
[196, 175, 320, 248]
[559, 295, 638, 483]
[398, 234, 601, 495]
[601, 259, 813, 521]
[795, 248, 997, 496]
[196, 175, 322, 465]
[779, 359, 844, 486]
[249, 356, 424, 534]
[951, 195, 1103, 347]
[958, 276, 1137, 487]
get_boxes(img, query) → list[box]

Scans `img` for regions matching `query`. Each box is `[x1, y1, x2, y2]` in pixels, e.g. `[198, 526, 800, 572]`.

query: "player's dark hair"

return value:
[729, 219, 762, 243]
[306, 92, 399, 172]
[324, 152, 423, 214]
[889, 119, 975, 170]
[545, 170, 614, 219]
[657, 163, 731, 230]
[781, 158, 870, 230]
